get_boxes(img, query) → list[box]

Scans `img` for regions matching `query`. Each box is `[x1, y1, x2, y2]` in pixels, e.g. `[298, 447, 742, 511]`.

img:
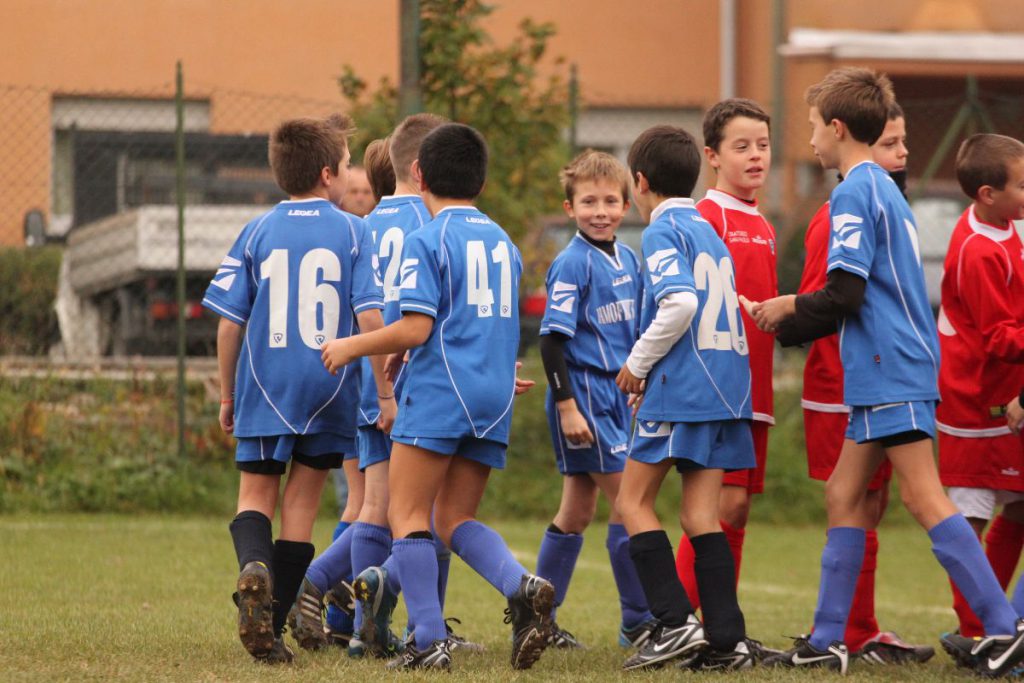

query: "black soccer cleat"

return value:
[353, 566, 400, 657]
[619, 617, 659, 648]
[941, 630, 982, 669]
[255, 636, 295, 665]
[763, 636, 849, 674]
[324, 578, 356, 619]
[678, 637, 766, 671]
[856, 631, 934, 665]
[973, 620, 1024, 678]
[385, 638, 452, 671]
[446, 617, 485, 653]
[236, 561, 274, 658]
[504, 574, 555, 670]
[550, 622, 586, 649]
[621, 614, 708, 671]
[286, 577, 329, 651]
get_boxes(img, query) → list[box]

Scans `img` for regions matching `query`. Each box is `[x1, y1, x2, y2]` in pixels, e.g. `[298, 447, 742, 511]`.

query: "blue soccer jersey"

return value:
[390, 206, 523, 445]
[357, 195, 430, 427]
[202, 198, 383, 438]
[826, 161, 940, 406]
[539, 233, 642, 373]
[634, 198, 752, 423]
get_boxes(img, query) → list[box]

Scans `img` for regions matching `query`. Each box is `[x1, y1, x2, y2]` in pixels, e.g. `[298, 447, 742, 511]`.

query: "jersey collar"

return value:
[650, 197, 695, 224]
[435, 205, 481, 216]
[573, 232, 623, 269]
[968, 204, 1015, 242]
[703, 189, 760, 216]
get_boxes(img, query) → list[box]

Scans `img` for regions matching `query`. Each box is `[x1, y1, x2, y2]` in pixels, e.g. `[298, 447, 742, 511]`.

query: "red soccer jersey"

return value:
[798, 202, 846, 411]
[937, 205, 1024, 435]
[697, 189, 777, 424]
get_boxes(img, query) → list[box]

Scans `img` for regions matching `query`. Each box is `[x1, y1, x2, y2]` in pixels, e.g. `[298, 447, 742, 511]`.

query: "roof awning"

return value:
[782, 28, 1024, 63]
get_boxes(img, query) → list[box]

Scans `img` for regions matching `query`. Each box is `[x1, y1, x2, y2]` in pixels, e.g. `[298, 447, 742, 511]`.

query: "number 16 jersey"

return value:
[391, 206, 523, 445]
[202, 198, 383, 438]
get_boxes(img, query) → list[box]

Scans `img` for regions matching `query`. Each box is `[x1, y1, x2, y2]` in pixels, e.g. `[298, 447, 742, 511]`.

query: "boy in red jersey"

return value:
[674, 98, 776, 603]
[939, 133, 1024, 639]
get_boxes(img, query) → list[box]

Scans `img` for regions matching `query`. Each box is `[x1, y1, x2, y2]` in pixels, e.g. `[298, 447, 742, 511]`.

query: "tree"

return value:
[338, 0, 569, 247]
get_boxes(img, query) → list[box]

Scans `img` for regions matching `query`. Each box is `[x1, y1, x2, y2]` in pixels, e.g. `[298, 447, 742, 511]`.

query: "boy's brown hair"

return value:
[270, 114, 352, 196]
[956, 133, 1024, 200]
[363, 137, 396, 202]
[390, 112, 448, 182]
[805, 67, 894, 145]
[627, 125, 701, 199]
[560, 150, 630, 203]
[703, 98, 771, 152]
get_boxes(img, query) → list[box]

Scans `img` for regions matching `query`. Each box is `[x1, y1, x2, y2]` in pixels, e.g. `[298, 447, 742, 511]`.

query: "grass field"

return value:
[0, 514, 998, 681]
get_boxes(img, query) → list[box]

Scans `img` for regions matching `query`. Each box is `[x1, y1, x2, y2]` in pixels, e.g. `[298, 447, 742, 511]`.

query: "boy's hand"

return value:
[627, 392, 644, 418]
[514, 361, 535, 395]
[377, 396, 398, 434]
[1007, 396, 1024, 434]
[616, 364, 645, 395]
[557, 400, 594, 446]
[383, 352, 405, 383]
[322, 338, 356, 375]
[219, 400, 234, 434]
[741, 294, 795, 333]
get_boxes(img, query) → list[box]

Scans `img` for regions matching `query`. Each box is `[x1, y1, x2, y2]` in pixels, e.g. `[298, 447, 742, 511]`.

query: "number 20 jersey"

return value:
[202, 198, 383, 438]
[391, 206, 523, 445]
[634, 198, 752, 424]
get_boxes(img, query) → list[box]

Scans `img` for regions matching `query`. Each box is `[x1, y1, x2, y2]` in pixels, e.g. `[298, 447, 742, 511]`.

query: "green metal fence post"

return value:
[399, 0, 422, 118]
[568, 63, 579, 155]
[175, 61, 187, 460]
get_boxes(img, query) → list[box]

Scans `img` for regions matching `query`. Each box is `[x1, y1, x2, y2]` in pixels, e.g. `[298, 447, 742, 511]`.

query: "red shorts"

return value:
[805, 408, 892, 490]
[938, 430, 1024, 491]
[722, 420, 768, 494]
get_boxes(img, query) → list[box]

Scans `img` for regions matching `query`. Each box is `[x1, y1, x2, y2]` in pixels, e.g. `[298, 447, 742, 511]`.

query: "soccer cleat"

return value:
[324, 578, 356, 618]
[347, 629, 405, 659]
[619, 618, 659, 648]
[973, 620, 1024, 678]
[550, 622, 586, 649]
[857, 630, 934, 665]
[446, 617, 485, 653]
[255, 636, 295, 665]
[504, 574, 555, 670]
[286, 577, 329, 651]
[763, 636, 849, 674]
[678, 637, 765, 671]
[385, 638, 452, 671]
[236, 561, 274, 658]
[941, 630, 982, 669]
[621, 614, 708, 671]
[353, 566, 399, 657]
[326, 628, 352, 649]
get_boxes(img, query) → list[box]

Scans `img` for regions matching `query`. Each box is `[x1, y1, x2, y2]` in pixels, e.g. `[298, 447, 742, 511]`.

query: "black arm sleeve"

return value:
[775, 269, 867, 347]
[539, 332, 576, 402]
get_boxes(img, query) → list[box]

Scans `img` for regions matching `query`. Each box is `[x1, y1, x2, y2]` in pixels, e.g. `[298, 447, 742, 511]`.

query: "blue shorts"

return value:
[546, 370, 629, 475]
[390, 434, 506, 470]
[358, 425, 392, 471]
[629, 419, 755, 472]
[845, 400, 936, 444]
[235, 432, 354, 473]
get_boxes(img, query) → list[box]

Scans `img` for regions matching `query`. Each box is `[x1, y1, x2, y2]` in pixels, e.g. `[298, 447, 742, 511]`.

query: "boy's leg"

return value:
[987, 505, 1024, 592]
[537, 475, 595, 618]
[231, 471, 280, 657]
[844, 487, 884, 650]
[351, 461, 392, 636]
[945, 491, 990, 637]
[326, 457, 364, 639]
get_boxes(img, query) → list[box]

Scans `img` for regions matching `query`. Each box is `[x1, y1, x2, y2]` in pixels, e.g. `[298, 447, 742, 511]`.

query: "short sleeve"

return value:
[641, 225, 696, 303]
[201, 220, 258, 324]
[349, 217, 385, 313]
[539, 251, 588, 338]
[826, 187, 874, 280]
[398, 231, 442, 318]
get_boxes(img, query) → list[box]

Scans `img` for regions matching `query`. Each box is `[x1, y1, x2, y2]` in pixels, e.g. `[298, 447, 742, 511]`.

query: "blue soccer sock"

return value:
[931, 514, 1017, 635]
[809, 527, 865, 651]
[536, 524, 584, 617]
[333, 519, 351, 543]
[435, 534, 452, 610]
[450, 520, 528, 599]
[393, 536, 446, 650]
[607, 523, 653, 629]
[307, 523, 354, 594]
[351, 522, 392, 631]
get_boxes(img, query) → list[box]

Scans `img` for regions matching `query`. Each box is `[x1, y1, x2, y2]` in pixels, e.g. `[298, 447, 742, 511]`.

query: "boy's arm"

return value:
[353, 308, 398, 432]
[768, 270, 866, 345]
[960, 246, 1024, 362]
[216, 317, 244, 433]
[617, 291, 698, 393]
[539, 332, 594, 446]
[322, 313, 434, 375]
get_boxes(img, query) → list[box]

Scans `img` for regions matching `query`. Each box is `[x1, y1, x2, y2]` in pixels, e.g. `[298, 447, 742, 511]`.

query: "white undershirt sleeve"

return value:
[625, 291, 699, 379]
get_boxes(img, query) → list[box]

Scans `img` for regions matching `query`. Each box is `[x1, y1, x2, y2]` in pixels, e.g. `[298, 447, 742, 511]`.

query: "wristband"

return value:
[221, 398, 234, 404]
[378, 394, 395, 400]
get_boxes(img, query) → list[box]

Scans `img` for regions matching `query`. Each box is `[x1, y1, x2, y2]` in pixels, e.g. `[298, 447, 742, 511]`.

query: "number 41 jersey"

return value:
[202, 198, 382, 438]
[391, 206, 523, 445]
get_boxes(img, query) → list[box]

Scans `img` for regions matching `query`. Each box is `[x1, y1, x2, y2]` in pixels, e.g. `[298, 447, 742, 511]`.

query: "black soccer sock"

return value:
[629, 530, 692, 627]
[271, 539, 315, 636]
[229, 510, 273, 572]
[692, 531, 746, 651]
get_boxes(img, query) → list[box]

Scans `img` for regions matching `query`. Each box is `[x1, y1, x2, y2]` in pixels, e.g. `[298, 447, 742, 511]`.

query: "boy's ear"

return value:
[976, 184, 996, 206]
[830, 119, 846, 142]
[411, 159, 427, 193]
[320, 166, 333, 186]
[634, 171, 650, 195]
[703, 146, 720, 170]
[563, 198, 574, 217]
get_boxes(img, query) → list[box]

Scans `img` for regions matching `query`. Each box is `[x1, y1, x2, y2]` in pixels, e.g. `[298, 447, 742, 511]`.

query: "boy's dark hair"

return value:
[391, 113, 448, 182]
[887, 100, 904, 121]
[805, 67, 894, 145]
[363, 137, 396, 202]
[627, 125, 701, 198]
[703, 98, 771, 152]
[418, 123, 488, 200]
[956, 133, 1024, 200]
[560, 150, 630, 202]
[270, 115, 351, 196]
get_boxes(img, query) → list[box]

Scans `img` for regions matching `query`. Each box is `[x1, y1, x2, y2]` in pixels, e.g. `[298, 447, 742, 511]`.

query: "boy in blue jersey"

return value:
[748, 67, 1024, 677]
[534, 150, 654, 650]
[320, 123, 554, 671]
[203, 115, 394, 664]
[613, 125, 759, 671]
